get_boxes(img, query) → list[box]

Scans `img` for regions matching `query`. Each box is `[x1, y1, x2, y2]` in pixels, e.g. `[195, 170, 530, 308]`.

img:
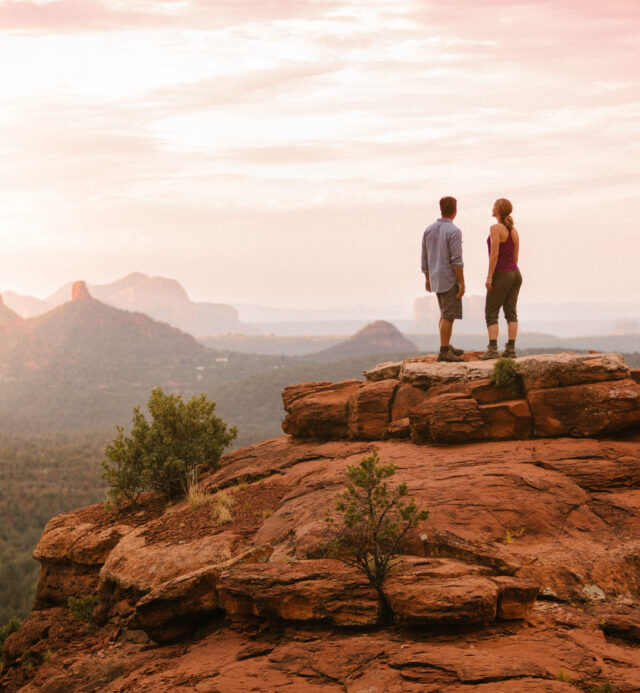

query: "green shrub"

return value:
[590, 682, 613, 693]
[324, 450, 429, 623]
[490, 357, 518, 390]
[0, 617, 21, 650]
[67, 595, 98, 630]
[101, 387, 237, 504]
[21, 649, 33, 671]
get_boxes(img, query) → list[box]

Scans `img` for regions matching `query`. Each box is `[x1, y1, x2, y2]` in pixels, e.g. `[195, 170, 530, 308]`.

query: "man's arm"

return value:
[421, 233, 431, 292]
[449, 229, 465, 298]
[454, 267, 465, 299]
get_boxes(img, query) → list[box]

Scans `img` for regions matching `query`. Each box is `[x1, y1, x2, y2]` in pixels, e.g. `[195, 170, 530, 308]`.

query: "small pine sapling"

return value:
[324, 449, 429, 623]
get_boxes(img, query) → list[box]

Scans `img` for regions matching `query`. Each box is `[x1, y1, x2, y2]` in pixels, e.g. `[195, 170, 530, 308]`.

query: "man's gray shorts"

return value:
[437, 284, 462, 321]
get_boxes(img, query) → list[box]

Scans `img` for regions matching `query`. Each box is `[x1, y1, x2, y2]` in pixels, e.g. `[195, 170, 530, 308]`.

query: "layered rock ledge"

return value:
[282, 352, 640, 443]
[3, 353, 640, 692]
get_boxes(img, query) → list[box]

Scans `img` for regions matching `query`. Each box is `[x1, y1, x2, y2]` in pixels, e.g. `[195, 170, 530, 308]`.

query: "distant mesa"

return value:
[2, 272, 243, 338]
[71, 280, 91, 301]
[310, 320, 419, 360]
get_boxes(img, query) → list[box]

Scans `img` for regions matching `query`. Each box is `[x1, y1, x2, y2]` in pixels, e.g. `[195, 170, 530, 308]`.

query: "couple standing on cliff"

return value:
[421, 196, 522, 363]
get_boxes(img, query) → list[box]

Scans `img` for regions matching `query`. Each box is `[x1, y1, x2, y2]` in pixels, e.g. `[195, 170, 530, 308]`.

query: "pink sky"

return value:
[1, 0, 639, 309]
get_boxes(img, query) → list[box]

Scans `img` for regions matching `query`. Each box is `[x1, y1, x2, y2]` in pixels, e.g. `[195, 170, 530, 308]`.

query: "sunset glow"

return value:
[1, 0, 639, 309]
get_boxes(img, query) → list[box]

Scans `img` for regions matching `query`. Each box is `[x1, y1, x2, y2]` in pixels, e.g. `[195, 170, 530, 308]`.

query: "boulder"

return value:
[400, 360, 494, 388]
[2, 611, 52, 662]
[281, 380, 362, 439]
[32, 510, 132, 607]
[468, 377, 523, 403]
[99, 528, 237, 597]
[385, 417, 411, 439]
[599, 608, 640, 643]
[217, 560, 379, 626]
[34, 512, 130, 567]
[528, 379, 640, 437]
[135, 545, 273, 642]
[390, 383, 427, 420]
[410, 393, 485, 444]
[348, 379, 397, 440]
[515, 352, 629, 391]
[385, 574, 499, 626]
[363, 361, 401, 381]
[489, 576, 539, 620]
[631, 369, 640, 384]
[479, 400, 533, 440]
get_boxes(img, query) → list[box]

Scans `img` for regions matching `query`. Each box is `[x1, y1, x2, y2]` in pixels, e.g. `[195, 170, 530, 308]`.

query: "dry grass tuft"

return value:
[188, 485, 212, 510]
[211, 489, 236, 526]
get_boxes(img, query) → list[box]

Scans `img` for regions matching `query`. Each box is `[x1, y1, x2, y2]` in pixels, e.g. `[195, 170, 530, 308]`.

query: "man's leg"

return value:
[439, 318, 453, 347]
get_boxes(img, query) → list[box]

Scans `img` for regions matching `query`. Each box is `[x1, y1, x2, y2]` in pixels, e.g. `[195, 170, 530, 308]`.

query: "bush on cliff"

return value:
[101, 387, 237, 505]
[490, 357, 518, 391]
[324, 450, 429, 623]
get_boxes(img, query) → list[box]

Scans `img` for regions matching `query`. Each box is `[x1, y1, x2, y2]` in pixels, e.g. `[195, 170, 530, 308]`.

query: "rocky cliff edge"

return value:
[2, 353, 640, 692]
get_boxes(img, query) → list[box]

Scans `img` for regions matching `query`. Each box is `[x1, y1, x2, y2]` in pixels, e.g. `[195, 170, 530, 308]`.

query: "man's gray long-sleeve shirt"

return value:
[421, 218, 464, 294]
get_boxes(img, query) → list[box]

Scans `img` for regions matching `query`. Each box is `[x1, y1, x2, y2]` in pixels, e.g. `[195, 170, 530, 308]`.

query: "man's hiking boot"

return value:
[477, 345, 500, 360]
[437, 346, 465, 362]
[449, 345, 464, 356]
[501, 345, 517, 358]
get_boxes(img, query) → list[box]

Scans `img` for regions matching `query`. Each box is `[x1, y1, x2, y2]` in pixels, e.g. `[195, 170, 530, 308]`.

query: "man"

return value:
[421, 196, 466, 362]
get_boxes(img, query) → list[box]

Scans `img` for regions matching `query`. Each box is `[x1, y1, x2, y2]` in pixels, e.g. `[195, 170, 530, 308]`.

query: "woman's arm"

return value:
[512, 229, 519, 265]
[486, 224, 500, 290]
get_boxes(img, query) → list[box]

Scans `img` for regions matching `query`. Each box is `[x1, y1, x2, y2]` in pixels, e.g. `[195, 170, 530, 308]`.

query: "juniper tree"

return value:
[325, 449, 429, 623]
[101, 387, 237, 506]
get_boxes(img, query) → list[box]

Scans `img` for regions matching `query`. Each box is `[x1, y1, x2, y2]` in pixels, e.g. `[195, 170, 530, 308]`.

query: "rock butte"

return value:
[2, 352, 640, 692]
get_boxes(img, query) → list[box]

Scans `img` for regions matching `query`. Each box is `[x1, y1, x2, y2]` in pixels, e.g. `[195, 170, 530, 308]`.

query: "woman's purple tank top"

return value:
[487, 228, 518, 272]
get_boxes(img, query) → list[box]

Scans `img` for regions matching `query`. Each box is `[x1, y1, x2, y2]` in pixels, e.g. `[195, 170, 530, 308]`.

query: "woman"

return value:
[478, 198, 522, 360]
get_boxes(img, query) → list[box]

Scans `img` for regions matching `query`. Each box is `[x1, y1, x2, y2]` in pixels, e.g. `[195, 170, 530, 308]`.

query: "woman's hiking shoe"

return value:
[477, 345, 500, 360]
[437, 346, 465, 362]
[501, 345, 517, 358]
[450, 345, 464, 356]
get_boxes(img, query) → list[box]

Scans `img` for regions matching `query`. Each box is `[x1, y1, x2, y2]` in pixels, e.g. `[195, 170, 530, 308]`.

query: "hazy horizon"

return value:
[1, 0, 639, 309]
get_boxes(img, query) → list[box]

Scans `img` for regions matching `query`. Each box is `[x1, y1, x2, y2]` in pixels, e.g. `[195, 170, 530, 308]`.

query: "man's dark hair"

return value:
[439, 196, 457, 218]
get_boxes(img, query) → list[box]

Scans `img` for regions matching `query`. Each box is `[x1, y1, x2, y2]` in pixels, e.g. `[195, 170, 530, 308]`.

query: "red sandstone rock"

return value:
[390, 382, 427, 420]
[516, 352, 629, 390]
[479, 399, 533, 440]
[490, 575, 539, 620]
[6, 382, 640, 692]
[598, 607, 640, 643]
[400, 359, 495, 387]
[100, 527, 237, 599]
[347, 379, 397, 439]
[385, 573, 499, 626]
[385, 417, 411, 438]
[362, 360, 401, 381]
[410, 392, 485, 444]
[217, 560, 380, 626]
[527, 378, 640, 437]
[135, 545, 273, 642]
[71, 280, 92, 301]
[630, 369, 640, 384]
[32, 509, 132, 607]
[282, 379, 362, 438]
[281, 381, 334, 409]
[2, 611, 52, 662]
[468, 377, 523, 403]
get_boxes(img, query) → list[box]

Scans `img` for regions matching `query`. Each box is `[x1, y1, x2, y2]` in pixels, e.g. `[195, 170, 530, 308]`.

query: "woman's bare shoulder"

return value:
[489, 223, 502, 233]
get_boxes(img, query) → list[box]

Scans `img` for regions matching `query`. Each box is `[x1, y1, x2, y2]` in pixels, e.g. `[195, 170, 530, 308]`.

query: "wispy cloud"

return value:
[0, 0, 639, 307]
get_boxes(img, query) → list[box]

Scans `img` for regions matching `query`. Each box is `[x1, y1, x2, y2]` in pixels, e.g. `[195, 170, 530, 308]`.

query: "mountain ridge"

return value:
[3, 273, 242, 337]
